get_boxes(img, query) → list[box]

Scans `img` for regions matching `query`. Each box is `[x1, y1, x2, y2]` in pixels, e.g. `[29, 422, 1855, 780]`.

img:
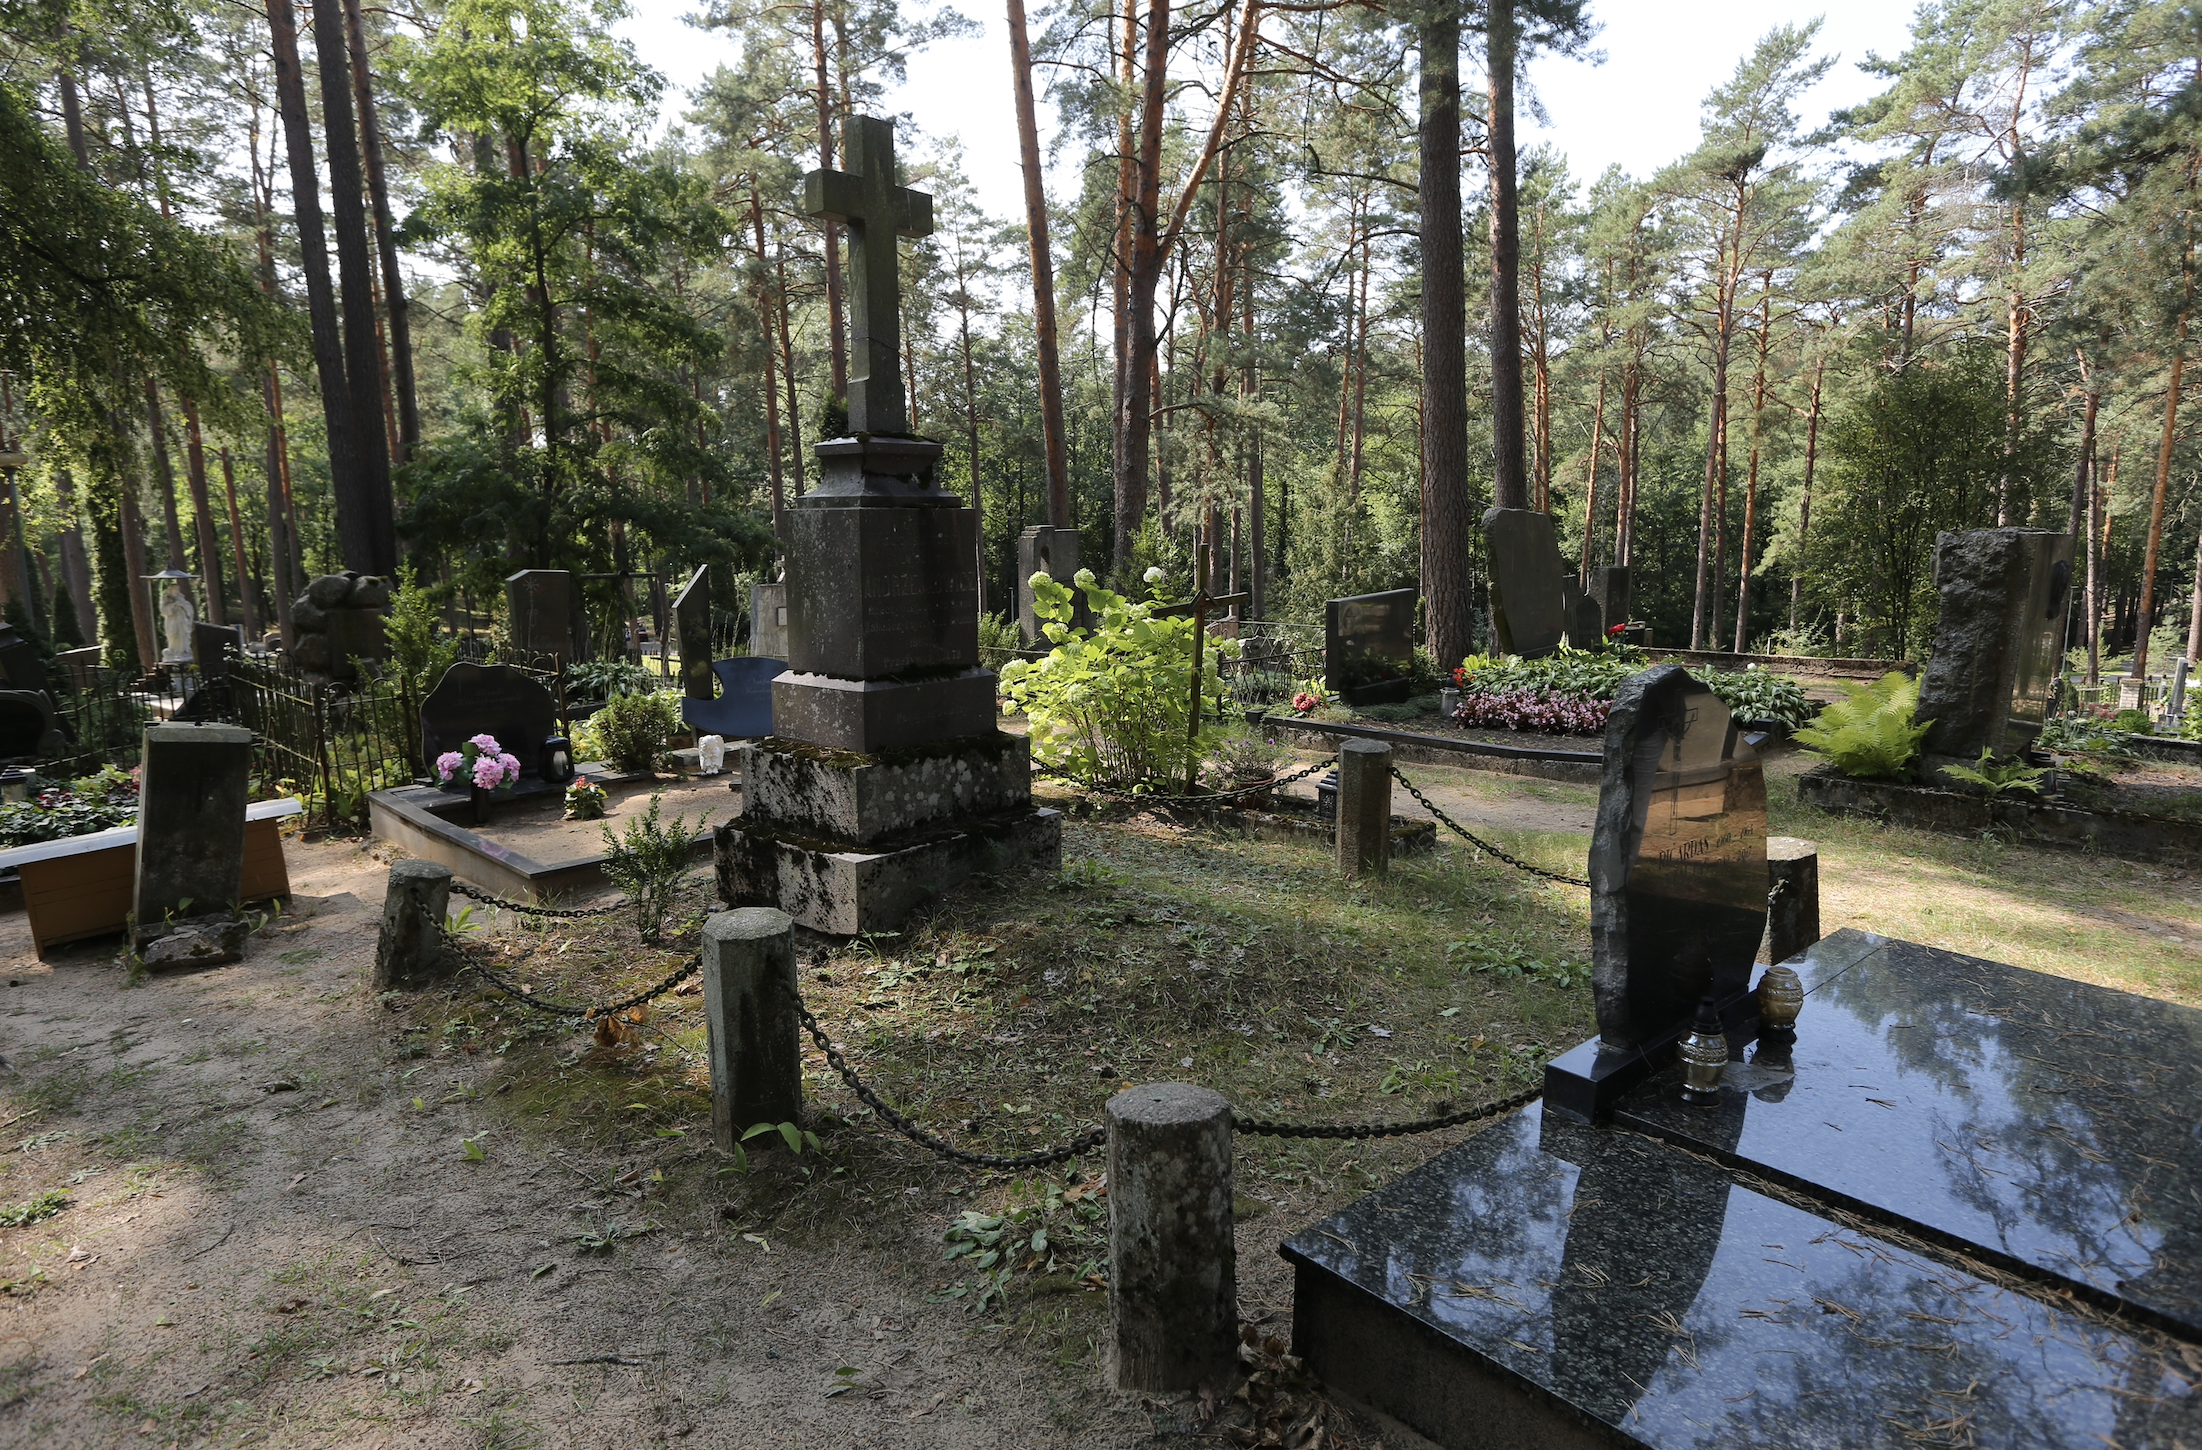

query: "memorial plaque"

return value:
[504, 569, 584, 664]
[781, 506, 979, 679]
[1588, 664, 1767, 1051]
[675, 571, 714, 700]
[749, 582, 787, 659]
[1324, 589, 1415, 705]
[1482, 507, 1566, 658]
[418, 662, 557, 779]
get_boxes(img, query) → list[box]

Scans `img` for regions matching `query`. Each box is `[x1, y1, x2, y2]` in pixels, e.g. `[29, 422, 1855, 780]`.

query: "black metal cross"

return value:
[803, 116, 933, 437]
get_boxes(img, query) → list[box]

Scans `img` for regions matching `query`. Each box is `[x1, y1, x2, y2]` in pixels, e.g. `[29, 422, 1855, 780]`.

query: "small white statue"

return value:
[158, 581, 196, 663]
[697, 734, 726, 774]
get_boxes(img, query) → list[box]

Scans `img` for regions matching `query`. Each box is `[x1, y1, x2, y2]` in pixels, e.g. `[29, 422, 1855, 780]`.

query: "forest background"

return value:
[2, 0, 2199, 686]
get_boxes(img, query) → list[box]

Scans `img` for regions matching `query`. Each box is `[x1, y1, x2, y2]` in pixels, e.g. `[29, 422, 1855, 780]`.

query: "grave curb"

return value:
[1258, 714, 1601, 784]
[367, 784, 718, 904]
[1796, 764, 2202, 862]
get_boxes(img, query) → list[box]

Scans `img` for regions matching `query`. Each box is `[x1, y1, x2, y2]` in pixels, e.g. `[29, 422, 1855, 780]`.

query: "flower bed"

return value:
[0, 766, 140, 849]
[1452, 689, 1610, 735]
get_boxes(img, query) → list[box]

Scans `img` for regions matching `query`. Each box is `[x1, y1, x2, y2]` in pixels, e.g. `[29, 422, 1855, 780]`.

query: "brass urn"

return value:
[1756, 965, 1804, 1051]
[1677, 995, 1730, 1106]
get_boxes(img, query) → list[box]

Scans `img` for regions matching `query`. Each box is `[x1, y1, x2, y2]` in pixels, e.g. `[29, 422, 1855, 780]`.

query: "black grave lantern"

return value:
[541, 735, 574, 785]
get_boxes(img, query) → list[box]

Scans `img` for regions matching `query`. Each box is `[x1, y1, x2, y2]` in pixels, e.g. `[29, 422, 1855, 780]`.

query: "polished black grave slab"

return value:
[1616, 927, 2202, 1339]
[1284, 1098, 2202, 1449]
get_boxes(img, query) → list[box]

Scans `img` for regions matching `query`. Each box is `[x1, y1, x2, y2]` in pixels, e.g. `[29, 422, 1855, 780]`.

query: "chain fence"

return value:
[1389, 765, 1592, 888]
[1033, 754, 1338, 808]
[448, 878, 635, 920]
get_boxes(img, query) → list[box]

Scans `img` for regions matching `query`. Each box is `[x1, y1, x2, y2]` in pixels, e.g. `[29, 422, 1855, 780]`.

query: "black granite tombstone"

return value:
[0, 625, 42, 693]
[1547, 664, 1767, 1121]
[418, 663, 557, 779]
[675, 571, 713, 701]
[1481, 507, 1566, 658]
[1559, 576, 1604, 649]
[193, 621, 244, 678]
[1324, 590, 1416, 705]
[0, 690, 63, 759]
[1589, 565, 1632, 633]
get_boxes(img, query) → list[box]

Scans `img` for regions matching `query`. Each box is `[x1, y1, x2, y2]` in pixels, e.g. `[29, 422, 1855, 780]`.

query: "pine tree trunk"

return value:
[52, 469, 97, 644]
[1111, 0, 1138, 568]
[1007, 0, 1073, 530]
[219, 449, 258, 639]
[1580, 367, 1606, 580]
[1419, 3, 1471, 668]
[1487, 0, 1527, 511]
[2134, 337, 2184, 679]
[180, 396, 227, 625]
[812, 2, 848, 407]
[342, 0, 419, 461]
[1115, 0, 1170, 574]
[748, 188, 786, 533]
[144, 380, 186, 572]
[1790, 356, 1824, 632]
[1733, 283, 1772, 653]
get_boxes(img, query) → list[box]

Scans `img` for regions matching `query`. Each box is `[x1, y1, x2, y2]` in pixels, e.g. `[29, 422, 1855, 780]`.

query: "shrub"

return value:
[385, 565, 458, 695]
[566, 658, 660, 701]
[1700, 669, 1815, 729]
[977, 611, 1024, 671]
[1208, 728, 1286, 781]
[1795, 672, 1931, 780]
[2111, 707, 2154, 736]
[1940, 748, 2049, 798]
[997, 569, 1235, 790]
[601, 792, 705, 941]
[1453, 689, 1610, 735]
[583, 689, 681, 772]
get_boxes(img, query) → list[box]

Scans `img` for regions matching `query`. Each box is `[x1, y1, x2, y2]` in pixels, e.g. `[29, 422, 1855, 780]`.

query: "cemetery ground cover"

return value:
[0, 753, 2196, 1448]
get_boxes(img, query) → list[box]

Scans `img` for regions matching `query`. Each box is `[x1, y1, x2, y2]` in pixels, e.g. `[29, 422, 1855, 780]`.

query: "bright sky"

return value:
[614, 0, 1921, 219]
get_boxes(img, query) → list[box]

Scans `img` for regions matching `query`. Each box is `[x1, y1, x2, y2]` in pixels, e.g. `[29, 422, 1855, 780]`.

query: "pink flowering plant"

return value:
[436, 733, 523, 794]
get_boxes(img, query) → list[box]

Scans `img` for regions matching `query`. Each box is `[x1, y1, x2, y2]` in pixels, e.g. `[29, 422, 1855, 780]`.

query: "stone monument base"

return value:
[769, 668, 997, 753]
[715, 808, 1061, 935]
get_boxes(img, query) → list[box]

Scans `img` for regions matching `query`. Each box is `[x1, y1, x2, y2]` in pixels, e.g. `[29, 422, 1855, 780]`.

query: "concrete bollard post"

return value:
[702, 908, 801, 1153]
[1335, 738, 1393, 877]
[1106, 1083, 1238, 1392]
[1759, 838, 1821, 966]
[374, 861, 453, 990]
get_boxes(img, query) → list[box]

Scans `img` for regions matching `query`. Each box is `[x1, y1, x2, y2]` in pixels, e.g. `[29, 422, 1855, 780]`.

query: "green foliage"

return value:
[1209, 727, 1287, 780]
[976, 611, 1023, 670]
[938, 1179, 1106, 1314]
[0, 1191, 67, 1227]
[0, 765, 139, 847]
[2111, 708, 2154, 736]
[581, 690, 681, 772]
[600, 792, 704, 941]
[2039, 712, 2138, 761]
[1700, 669, 1815, 728]
[1456, 643, 1649, 701]
[1795, 672, 1932, 781]
[1940, 748, 2049, 798]
[997, 569, 1236, 790]
[384, 566, 459, 696]
[563, 777, 608, 820]
[565, 659, 659, 700]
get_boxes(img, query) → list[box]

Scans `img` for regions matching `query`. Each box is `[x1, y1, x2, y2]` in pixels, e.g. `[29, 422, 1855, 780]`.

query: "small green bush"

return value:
[582, 690, 681, 773]
[1795, 672, 1932, 781]
[1700, 669, 1815, 729]
[385, 565, 458, 695]
[1940, 748, 2049, 798]
[2111, 708, 2155, 736]
[567, 658, 659, 701]
[601, 792, 706, 941]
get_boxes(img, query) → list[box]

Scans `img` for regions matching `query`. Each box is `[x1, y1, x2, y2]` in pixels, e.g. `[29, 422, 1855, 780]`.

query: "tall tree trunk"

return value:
[2089, 447, 2116, 684]
[1528, 217, 1551, 511]
[1420, 2, 1471, 667]
[1580, 365, 1606, 581]
[1618, 357, 1639, 567]
[1790, 355, 1824, 632]
[118, 486, 157, 670]
[748, 187, 786, 534]
[1111, 0, 1138, 566]
[266, 0, 360, 573]
[1997, 201, 2028, 527]
[2134, 322, 2185, 680]
[1114, 0, 1170, 574]
[342, 0, 419, 461]
[1733, 281, 1772, 653]
[219, 449, 257, 639]
[52, 469, 97, 643]
[180, 397, 227, 625]
[1007, 0, 1072, 530]
[812, 2, 848, 407]
[773, 240, 806, 496]
[144, 380, 186, 571]
[309, 0, 397, 575]
[1486, 0, 1527, 511]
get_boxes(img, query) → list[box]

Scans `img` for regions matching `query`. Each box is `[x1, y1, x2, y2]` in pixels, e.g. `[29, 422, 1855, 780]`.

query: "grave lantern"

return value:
[540, 735, 574, 785]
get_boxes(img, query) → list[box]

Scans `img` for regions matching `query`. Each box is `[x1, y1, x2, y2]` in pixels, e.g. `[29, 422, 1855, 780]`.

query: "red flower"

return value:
[1292, 691, 1320, 713]
[1606, 622, 1627, 636]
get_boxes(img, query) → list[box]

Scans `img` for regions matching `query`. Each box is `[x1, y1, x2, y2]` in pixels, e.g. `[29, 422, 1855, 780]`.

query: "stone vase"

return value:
[470, 785, 492, 827]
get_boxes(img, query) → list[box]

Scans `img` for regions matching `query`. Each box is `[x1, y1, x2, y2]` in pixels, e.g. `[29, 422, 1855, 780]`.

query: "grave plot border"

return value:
[1797, 764, 2202, 862]
[1261, 713, 1601, 784]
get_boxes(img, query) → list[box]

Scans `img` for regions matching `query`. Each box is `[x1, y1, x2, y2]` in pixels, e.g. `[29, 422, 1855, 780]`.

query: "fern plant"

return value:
[1939, 748, 2048, 798]
[1794, 672, 1932, 781]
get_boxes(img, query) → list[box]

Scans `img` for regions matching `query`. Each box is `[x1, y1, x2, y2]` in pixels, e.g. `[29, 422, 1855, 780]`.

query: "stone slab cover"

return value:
[418, 662, 557, 777]
[1589, 664, 1767, 1051]
[1918, 527, 2074, 760]
[1481, 506, 1566, 658]
[1324, 589, 1415, 705]
[781, 505, 980, 679]
[133, 722, 252, 927]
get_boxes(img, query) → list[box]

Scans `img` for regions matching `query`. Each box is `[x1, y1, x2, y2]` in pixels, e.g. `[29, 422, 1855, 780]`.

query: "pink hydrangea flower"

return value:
[500, 754, 521, 783]
[471, 756, 505, 791]
[468, 733, 502, 753]
[436, 751, 464, 782]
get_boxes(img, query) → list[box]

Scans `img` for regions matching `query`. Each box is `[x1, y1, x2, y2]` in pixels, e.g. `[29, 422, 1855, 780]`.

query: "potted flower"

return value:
[564, 777, 609, 821]
[1211, 731, 1287, 808]
[437, 733, 523, 824]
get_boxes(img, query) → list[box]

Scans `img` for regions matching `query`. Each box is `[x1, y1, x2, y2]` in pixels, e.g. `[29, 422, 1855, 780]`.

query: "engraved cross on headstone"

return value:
[803, 115, 933, 437]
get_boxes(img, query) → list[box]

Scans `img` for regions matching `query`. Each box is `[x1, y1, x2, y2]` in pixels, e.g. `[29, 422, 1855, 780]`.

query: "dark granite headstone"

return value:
[1559, 576, 1604, 649]
[1589, 565, 1631, 632]
[682, 656, 783, 741]
[749, 582, 787, 659]
[1482, 507, 1566, 658]
[133, 722, 252, 929]
[676, 571, 713, 700]
[0, 626, 42, 693]
[0, 690, 64, 759]
[783, 507, 979, 679]
[1918, 528, 2074, 760]
[418, 662, 557, 779]
[55, 646, 101, 693]
[504, 569, 584, 664]
[1324, 589, 1415, 705]
[193, 622, 244, 679]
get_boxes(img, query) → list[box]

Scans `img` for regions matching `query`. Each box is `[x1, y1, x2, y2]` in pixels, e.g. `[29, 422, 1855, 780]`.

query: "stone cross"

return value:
[804, 115, 933, 437]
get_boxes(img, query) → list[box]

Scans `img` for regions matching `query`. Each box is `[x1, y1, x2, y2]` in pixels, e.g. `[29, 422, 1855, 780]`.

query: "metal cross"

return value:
[803, 115, 933, 437]
[1153, 549, 1250, 792]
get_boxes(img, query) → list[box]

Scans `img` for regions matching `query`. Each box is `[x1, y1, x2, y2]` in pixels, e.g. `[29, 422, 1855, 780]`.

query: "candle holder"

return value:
[1755, 965, 1804, 1053]
[1677, 994, 1730, 1106]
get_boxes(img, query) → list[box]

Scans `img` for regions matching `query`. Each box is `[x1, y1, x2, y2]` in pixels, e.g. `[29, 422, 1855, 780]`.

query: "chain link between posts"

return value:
[1032, 754, 1338, 807]
[444, 930, 702, 1020]
[448, 879, 633, 919]
[1389, 765, 1593, 888]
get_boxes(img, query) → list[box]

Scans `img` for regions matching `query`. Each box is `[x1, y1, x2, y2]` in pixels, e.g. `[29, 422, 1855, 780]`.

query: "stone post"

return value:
[1336, 738, 1392, 876]
[134, 722, 253, 934]
[1759, 838, 1821, 967]
[702, 908, 801, 1151]
[374, 860, 453, 990]
[1106, 1083, 1237, 1392]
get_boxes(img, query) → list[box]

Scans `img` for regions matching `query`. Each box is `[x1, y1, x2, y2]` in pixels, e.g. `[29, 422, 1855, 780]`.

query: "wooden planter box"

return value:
[0, 798, 303, 959]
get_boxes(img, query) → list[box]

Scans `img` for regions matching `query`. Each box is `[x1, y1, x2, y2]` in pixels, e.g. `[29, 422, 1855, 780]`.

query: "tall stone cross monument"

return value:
[716, 113, 1061, 937]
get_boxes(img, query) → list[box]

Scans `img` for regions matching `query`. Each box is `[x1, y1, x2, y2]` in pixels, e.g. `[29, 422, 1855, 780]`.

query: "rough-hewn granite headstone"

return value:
[749, 582, 788, 659]
[1016, 525, 1085, 643]
[1324, 589, 1415, 705]
[418, 662, 557, 779]
[1560, 577, 1604, 649]
[133, 722, 253, 930]
[505, 569, 585, 664]
[1482, 507, 1566, 658]
[1917, 528, 2074, 762]
[287, 572, 388, 681]
[1589, 565, 1632, 633]
[675, 571, 713, 700]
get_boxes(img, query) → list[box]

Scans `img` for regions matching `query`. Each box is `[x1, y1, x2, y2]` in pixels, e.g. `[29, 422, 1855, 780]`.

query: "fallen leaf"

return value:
[741, 1233, 771, 1253]
[530, 1263, 556, 1280]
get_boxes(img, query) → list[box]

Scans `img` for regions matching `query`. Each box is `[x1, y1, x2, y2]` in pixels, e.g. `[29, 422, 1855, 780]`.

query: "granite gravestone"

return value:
[1917, 528, 2074, 763]
[1589, 565, 1632, 634]
[748, 582, 788, 659]
[1560, 576, 1605, 649]
[193, 621, 243, 680]
[505, 569, 586, 664]
[0, 690, 64, 758]
[1016, 525, 1087, 643]
[1546, 664, 1768, 1121]
[133, 722, 253, 929]
[675, 571, 714, 701]
[418, 662, 557, 780]
[1324, 589, 1416, 705]
[1482, 507, 1567, 658]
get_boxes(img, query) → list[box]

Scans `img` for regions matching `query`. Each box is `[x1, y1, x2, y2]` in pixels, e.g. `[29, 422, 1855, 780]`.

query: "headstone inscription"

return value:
[418, 662, 557, 781]
[675, 571, 713, 701]
[1482, 507, 1567, 658]
[748, 582, 788, 659]
[1548, 663, 1768, 1121]
[1016, 525, 1086, 643]
[1323, 589, 1415, 705]
[1916, 527, 2074, 762]
[133, 722, 252, 931]
[504, 569, 586, 664]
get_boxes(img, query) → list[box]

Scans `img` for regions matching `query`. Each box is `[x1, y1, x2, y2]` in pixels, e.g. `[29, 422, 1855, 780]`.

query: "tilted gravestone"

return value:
[1482, 507, 1567, 658]
[1917, 528, 2074, 763]
[1324, 589, 1416, 705]
[134, 722, 253, 930]
[1545, 664, 1768, 1121]
[675, 570, 714, 701]
[505, 569, 586, 664]
[418, 662, 557, 781]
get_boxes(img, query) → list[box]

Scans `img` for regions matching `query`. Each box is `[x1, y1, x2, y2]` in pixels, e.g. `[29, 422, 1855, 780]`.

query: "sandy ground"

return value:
[475, 775, 738, 861]
[0, 836, 1171, 1450]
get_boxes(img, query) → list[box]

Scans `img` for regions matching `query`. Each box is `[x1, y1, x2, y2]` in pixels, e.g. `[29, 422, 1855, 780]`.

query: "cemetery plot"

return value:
[450, 772, 729, 863]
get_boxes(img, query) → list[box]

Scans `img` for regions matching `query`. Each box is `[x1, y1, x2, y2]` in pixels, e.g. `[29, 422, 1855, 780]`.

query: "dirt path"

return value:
[0, 837, 1155, 1450]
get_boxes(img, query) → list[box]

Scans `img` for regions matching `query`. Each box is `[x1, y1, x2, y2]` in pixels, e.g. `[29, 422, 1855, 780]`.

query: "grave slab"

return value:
[1324, 589, 1415, 706]
[1285, 1096, 2202, 1450]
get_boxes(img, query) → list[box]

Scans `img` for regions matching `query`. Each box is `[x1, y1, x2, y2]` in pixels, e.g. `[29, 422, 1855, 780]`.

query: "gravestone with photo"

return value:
[1916, 528, 2074, 766]
[1324, 589, 1415, 705]
[418, 662, 558, 781]
[716, 114, 1058, 935]
[1481, 506, 1566, 658]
